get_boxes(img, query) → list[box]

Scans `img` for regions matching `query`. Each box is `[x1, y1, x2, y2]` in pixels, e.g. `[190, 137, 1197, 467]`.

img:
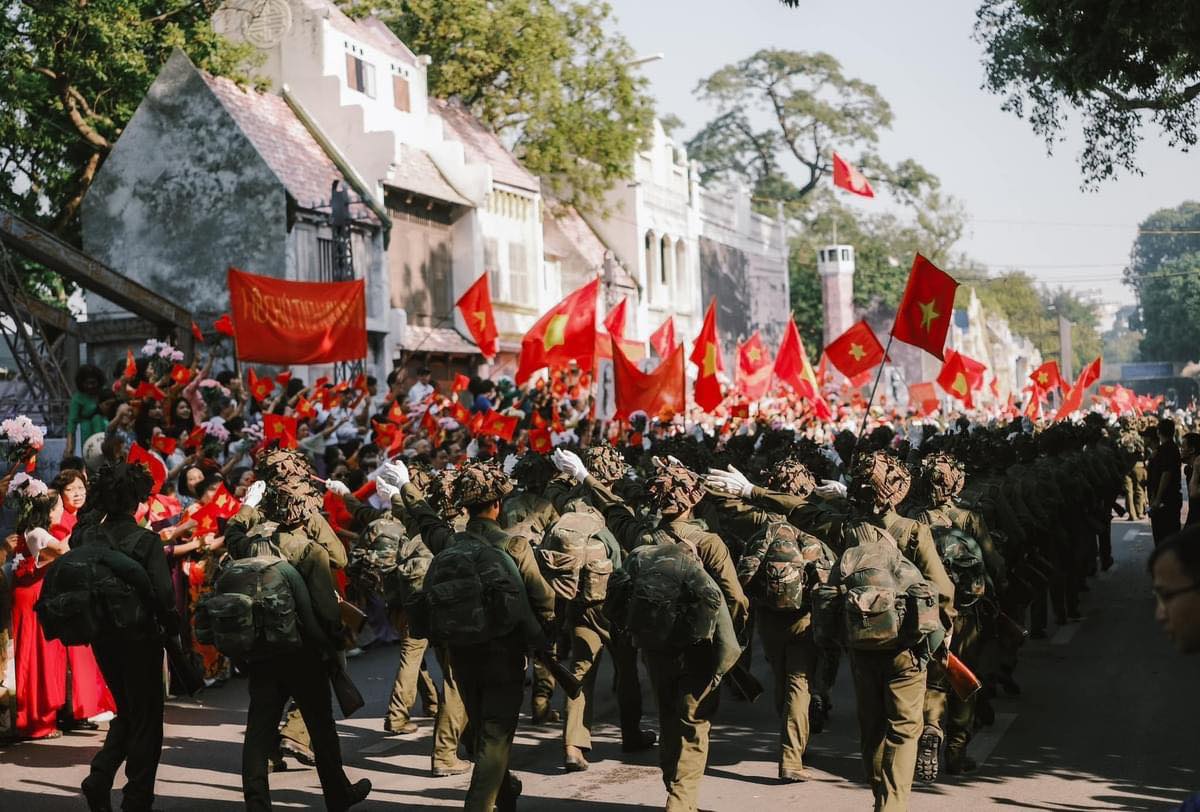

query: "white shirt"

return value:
[406, 381, 434, 407]
[25, 527, 59, 568]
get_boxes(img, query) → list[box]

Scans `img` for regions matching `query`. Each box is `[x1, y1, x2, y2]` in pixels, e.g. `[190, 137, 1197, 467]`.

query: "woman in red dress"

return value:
[49, 469, 115, 730]
[10, 478, 69, 739]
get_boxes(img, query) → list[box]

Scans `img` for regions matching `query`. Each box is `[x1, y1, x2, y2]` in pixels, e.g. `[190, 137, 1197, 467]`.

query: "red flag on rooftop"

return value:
[891, 254, 958, 360]
[832, 151, 875, 198]
[515, 278, 599, 385]
[456, 273, 498, 360]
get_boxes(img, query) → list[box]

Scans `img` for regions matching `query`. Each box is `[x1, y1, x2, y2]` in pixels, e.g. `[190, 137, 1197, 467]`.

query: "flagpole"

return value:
[855, 331, 896, 449]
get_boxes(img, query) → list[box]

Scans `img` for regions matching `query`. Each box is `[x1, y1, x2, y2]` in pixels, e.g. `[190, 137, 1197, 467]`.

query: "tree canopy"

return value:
[975, 0, 1200, 186]
[368, 0, 655, 214]
[1125, 201, 1200, 362]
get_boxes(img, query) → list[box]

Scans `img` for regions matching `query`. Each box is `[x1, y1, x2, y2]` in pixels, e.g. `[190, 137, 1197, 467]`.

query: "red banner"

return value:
[227, 267, 366, 364]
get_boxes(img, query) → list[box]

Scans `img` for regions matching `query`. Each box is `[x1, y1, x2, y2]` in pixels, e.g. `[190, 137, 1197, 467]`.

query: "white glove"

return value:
[466, 438, 479, 459]
[815, 480, 848, 499]
[705, 465, 754, 498]
[379, 460, 410, 489]
[552, 448, 588, 482]
[243, 480, 266, 508]
[375, 478, 399, 501]
[325, 480, 350, 497]
[502, 454, 519, 475]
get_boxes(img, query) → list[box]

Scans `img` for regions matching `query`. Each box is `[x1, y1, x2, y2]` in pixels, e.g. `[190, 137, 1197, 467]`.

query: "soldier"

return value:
[76, 462, 181, 812]
[502, 452, 561, 533]
[553, 449, 747, 811]
[396, 459, 553, 812]
[223, 480, 371, 812]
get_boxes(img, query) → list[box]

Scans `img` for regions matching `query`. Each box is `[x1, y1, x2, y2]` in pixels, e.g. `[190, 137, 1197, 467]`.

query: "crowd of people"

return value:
[0, 337, 1196, 812]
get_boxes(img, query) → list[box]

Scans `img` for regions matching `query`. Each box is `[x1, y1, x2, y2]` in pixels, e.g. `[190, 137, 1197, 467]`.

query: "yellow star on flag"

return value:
[702, 343, 718, 377]
[747, 347, 762, 363]
[272, 421, 285, 433]
[848, 342, 866, 362]
[951, 372, 968, 396]
[543, 314, 569, 351]
[1037, 372, 1049, 385]
[918, 299, 940, 331]
[473, 311, 488, 330]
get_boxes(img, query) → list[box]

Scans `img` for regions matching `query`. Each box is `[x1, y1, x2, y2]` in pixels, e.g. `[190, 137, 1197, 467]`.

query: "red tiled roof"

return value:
[386, 144, 471, 206]
[305, 0, 418, 66]
[200, 72, 378, 224]
[430, 98, 539, 193]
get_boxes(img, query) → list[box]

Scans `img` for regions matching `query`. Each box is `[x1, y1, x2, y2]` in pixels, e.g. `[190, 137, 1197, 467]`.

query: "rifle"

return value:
[722, 661, 764, 703]
[330, 661, 365, 717]
[163, 631, 204, 697]
[534, 650, 582, 700]
[944, 652, 982, 700]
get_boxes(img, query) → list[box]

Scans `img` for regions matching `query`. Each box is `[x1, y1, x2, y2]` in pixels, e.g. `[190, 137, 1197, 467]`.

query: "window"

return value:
[659, 236, 672, 288]
[644, 231, 658, 299]
[485, 237, 501, 296]
[316, 237, 336, 282]
[508, 241, 532, 305]
[841, 248, 851, 261]
[674, 239, 687, 297]
[392, 75, 410, 112]
[346, 54, 376, 98]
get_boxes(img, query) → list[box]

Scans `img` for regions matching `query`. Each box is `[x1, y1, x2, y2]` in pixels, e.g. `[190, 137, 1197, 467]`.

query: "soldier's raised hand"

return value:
[705, 465, 754, 498]
[379, 460, 410, 489]
[325, 479, 350, 497]
[553, 448, 588, 482]
[243, 479, 267, 508]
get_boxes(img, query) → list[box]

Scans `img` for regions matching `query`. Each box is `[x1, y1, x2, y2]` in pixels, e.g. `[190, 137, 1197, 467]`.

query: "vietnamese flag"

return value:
[484, 412, 519, 442]
[650, 316, 677, 359]
[516, 278, 600, 385]
[891, 254, 959, 361]
[264, 414, 298, 448]
[352, 373, 369, 395]
[184, 425, 206, 451]
[690, 299, 724, 413]
[214, 313, 236, 338]
[169, 364, 193, 386]
[529, 428, 554, 454]
[825, 319, 885, 380]
[127, 443, 167, 495]
[1077, 357, 1102, 391]
[132, 381, 166, 402]
[247, 368, 275, 402]
[210, 483, 242, 519]
[456, 273, 499, 359]
[613, 340, 686, 421]
[832, 151, 875, 198]
[123, 349, 137, 380]
[191, 321, 205, 344]
[386, 400, 408, 425]
[449, 401, 471, 424]
[1054, 357, 1101, 421]
[151, 435, 178, 457]
[937, 352, 975, 408]
[908, 381, 940, 416]
[275, 370, 292, 388]
[944, 349, 987, 391]
[372, 420, 400, 450]
[604, 297, 629, 340]
[295, 396, 316, 420]
[453, 373, 471, 393]
[1029, 360, 1063, 393]
[190, 503, 221, 538]
[773, 317, 819, 401]
[1024, 390, 1042, 421]
[736, 331, 773, 400]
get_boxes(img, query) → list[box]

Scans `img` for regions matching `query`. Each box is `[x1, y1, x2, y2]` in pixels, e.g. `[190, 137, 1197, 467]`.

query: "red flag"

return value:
[184, 426, 206, 450]
[908, 381, 940, 416]
[169, 364, 193, 386]
[449, 401, 471, 424]
[650, 316, 677, 359]
[484, 412, 519, 442]
[1055, 357, 1102, 421]
[891, 254, 959, 360]
[1029, 360, 1063, 393]
[210, 483, 242, 520]
[453, 373, 471, 393]
[132, 381, 166, 401]
[944, 349, 987, 391]
[263, 414, 298, 448]
[295, 396, 316, 420]
[937, 352, 975, 408]
[832, 151, 875, 198]
[825, 319, 885, 380]
[690, 299, 724, 412]
[191, 321, 205, 343]
[604, 298, 629, 341]
[214, 313, 236, 338]
[275, 370, 292, 388]
[352, 373, 369, 395]
[228, 268, 365, 364]
[386, 400, 408, 425]
[529, 428, 554, 454]
[123, 349, 137, 380]
[736, 331, 773, 400]
[151, 435, 178, 457]
[371, 420, 400, 450]
[613, 340, 686, 421]
[516, 278, 600, 385]
[127, 443, 167, 495]
[773, 317, 819, 400]
[456, 274, 499, 359]
[247, 368, 275, 402]
[1024, 393, 1042, 421]
[1077, 356, 1102, 391]
[990, 377, 1001, 400]
[190, 502, 221, 537]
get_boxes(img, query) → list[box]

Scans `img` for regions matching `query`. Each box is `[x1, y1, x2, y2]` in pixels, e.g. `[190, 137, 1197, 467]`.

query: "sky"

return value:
[605, 0, 1199, 315]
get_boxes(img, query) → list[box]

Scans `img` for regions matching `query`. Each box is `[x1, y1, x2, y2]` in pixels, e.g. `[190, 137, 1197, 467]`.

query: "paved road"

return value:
[3, 519, 1198, 810]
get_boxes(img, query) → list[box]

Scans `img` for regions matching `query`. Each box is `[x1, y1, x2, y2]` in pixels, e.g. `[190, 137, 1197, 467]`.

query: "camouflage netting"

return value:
[451, 460, 513, 508]
[255, 447, 323, 526]
[645, 458, 706, 515]
[921, 452, 966, 504]
[582, 445, 626, 485]
[850, 450, 912, 509]
[764, 458, 817, 498]
[511, 451, 558, 490]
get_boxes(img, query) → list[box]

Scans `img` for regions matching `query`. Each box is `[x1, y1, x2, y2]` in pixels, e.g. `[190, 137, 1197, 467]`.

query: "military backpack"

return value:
[419, 537, 526, 646]
[195, 556, 302, 659]
[737, 521, 835, 612]
[605, 542, 722, 651]
[346, 515, 403, 597]
[382, 533, 434, 610]
[933, 527, 987, 608]
[536, 507, 614, 604]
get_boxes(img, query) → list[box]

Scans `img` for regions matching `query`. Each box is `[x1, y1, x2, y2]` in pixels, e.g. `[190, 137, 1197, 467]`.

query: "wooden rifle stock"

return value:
[536, 650, 582, 700]
[163, 632, 204, 697]
[944, 652, 982, 700]
[723, 662, 764, 703]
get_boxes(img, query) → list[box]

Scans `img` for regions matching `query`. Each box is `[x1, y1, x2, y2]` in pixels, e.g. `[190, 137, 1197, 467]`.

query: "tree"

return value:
[1124, 201, 1200, 362]
[686, 49, 940, 213]
[368, 0, 654, 214]
[975, 1, 1200, 186]
[0, 0, 260, 242]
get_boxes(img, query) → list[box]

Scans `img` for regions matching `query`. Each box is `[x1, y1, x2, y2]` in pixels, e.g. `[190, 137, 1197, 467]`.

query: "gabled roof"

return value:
[430, 98, 540, 194]
[544, 201, 638, 292]
[303, 0, 418, 66]
[386, 144, 471, 206]
[200, 70, 378, 224]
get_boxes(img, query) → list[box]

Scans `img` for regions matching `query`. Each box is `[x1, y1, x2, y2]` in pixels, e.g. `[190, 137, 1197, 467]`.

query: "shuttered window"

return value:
[345, 54, 376, 98]
[392, 75, 410, 112]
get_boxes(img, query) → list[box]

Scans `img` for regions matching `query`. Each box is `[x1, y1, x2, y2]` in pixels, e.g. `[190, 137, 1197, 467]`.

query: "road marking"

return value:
[1051, 623, 1081, 645]
[1123, 527, 1140, 543]
[967, 712, 1017, 767]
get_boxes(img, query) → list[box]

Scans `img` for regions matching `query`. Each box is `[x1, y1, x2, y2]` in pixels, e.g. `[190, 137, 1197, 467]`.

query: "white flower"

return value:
[201, 420, 230, 443]
[169, 350, 184, 362]
[0, 415, 47, 449]
[24, 478, 48, 498]
[7, 471, 29, 494]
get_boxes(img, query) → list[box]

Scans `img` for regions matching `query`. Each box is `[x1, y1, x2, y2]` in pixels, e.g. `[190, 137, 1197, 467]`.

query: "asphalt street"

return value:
[3, 518, 1198, 811]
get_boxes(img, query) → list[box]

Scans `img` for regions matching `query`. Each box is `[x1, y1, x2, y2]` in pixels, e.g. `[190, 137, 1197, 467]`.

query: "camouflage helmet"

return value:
[921, 452, 965, 504]
[582, 445, 626, 485]
[511, 451, 558, 490]
[426, 468, 460, 515]
[450, 460, 513, 509]
[645, 457, 705, 515]
[764, 458, 816, 498]
[255, 446, 322, 526]
[849, 450, 911, 509]
[407, 461, 436, 496]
